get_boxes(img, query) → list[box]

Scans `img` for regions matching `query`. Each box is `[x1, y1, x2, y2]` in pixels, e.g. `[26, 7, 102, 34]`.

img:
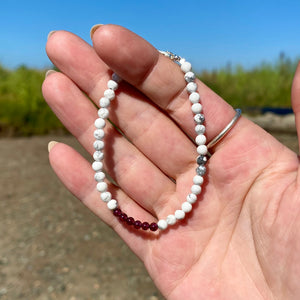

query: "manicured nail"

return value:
[48, 141, 58, 153]
[47, 30, 56, 40]
[90, 24, 103, 39]
[45, 70, 56, 78]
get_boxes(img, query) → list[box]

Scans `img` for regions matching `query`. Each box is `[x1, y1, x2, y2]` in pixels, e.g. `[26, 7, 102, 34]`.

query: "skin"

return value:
[42, 25, 300, 300]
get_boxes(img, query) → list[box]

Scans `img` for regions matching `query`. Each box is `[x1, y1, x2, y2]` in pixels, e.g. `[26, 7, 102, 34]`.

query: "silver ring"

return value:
[207, 108, 242, 149]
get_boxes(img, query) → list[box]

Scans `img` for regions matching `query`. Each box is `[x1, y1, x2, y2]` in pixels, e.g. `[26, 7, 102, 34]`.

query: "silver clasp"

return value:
[159, 50, 182, 63]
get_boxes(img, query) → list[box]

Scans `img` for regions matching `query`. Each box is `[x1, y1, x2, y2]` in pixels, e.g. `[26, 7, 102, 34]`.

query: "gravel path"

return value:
[0, 136, 164, 300]
[0, 130, 298, 300]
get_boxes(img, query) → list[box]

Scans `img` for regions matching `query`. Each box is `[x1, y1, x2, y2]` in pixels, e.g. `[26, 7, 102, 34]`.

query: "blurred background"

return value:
[1, 0, 300, 299]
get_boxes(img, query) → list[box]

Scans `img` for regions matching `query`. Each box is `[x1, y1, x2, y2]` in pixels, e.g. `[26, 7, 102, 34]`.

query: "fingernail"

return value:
[90, 24, 103, 39]
[45, 70, 56, 78]
[48, 141, 58, 152]
[47, 30, 56, 40]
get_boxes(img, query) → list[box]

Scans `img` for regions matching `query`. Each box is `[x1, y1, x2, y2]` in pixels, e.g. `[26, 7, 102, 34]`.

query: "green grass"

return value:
[198, 53, 298, 109]
[0, 54, 298, 136]
[0, 65, 64, 136]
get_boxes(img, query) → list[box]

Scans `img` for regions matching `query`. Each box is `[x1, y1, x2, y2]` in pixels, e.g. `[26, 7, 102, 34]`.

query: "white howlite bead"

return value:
[107, 199, 118, 210]
[94, 171, 105, 182]
[189, 92, 200, 103]
[187, 193, 197, 204]
[158, 219, 168, 230]
[182, 202, 193, 213]
[191, 103, 202, 114]
[195, 124, 205, 134]
[92, 161, 103, 172]
[166, 215, 177, 225]
[193, 175, 204, 185]
[98, 108, 109, 119]
[97, 181, 107, 192]
[107, 80, 118, 91]
[184, 71, 196, 83]
[195, 134, 207, 145]
[93, 140, 104, 151]
[99, 97, 110, 108]
[104, 89, 115, 100]
[94, 118, 106, 129]
[181, 61, 192, 73]
[179, 58, 186, 65]
[94, 129, 105, 140]
[101, 192, 111, 202]
[112, 73, 122, 83]
[197, 145, 208, 155]
[93, 151, 104, 161]
[175, 210, 185, 220]
[186, 82, 198, 93]
[191, 184, 201, 195]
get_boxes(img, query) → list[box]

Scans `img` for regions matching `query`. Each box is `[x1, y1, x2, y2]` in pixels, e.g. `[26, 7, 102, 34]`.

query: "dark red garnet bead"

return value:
[113, 208, 157, 232]
[126, 217, 135, 226]
[142, 222, 150, 230]
[134, 220, 142, 229]
[113, 208, 122, 217]
[149, 222, 158, 232]
[119, 213, 128, 222]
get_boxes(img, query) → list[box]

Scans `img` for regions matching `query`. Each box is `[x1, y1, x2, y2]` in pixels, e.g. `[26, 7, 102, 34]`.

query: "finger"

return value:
[48, 142, 157, 260]
[91, 25, 236, 141]
[291, 61, 300, 152]
[46, 30, 197, 177]
[42, 72, 176, 216]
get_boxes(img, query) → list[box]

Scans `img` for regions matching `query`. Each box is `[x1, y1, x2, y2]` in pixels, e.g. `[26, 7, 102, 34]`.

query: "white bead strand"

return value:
[92, 53, 208, 232]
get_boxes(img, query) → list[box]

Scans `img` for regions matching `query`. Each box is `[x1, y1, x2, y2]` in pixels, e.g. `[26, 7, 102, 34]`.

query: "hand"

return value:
[43, 25, 300, 300]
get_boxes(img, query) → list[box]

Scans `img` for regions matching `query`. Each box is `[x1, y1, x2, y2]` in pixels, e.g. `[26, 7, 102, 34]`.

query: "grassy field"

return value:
[0, 54, 298, 136]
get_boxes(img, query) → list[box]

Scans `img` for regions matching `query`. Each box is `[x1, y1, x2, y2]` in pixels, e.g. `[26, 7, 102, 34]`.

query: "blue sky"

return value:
[0, 0, 300, 72]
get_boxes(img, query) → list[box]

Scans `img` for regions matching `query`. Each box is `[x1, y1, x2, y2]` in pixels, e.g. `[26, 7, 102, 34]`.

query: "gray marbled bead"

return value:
[197, 155, 207, 165]
[194, 114, 205, 124]
[112, 73, 122, 83]
[196, 165, 206, 176]
[184, 71, 196, 83]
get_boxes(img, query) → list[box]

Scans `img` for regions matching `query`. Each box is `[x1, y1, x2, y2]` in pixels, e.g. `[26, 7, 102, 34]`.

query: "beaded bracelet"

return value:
[92, 51, 207, 232]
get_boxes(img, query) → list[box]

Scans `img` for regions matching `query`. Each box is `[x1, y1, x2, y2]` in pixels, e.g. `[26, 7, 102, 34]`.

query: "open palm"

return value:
[43, 25, 300, 299]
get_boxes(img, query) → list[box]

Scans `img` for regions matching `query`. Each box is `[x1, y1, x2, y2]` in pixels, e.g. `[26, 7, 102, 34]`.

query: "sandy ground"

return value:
[0, 130, 298, 300]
